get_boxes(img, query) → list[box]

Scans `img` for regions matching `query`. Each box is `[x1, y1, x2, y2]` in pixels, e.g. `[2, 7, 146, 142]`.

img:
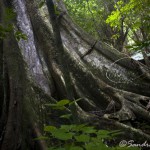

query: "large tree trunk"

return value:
[1, 0, 150, 149]
[0, 1, 4, 117]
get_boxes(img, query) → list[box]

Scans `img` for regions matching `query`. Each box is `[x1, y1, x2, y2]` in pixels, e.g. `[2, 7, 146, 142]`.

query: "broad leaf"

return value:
[69, 146, 83, 150]
[75, 134, 90, 142]
[57, 99, 70, 106]
[44, 126, 56, 132]
[60, 114, 72, 119]
[81, 126, 96, 134]
[51, 129, 74, 140]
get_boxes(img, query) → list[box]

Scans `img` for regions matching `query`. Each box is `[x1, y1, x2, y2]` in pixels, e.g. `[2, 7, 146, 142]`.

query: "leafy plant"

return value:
[0, 8, 15, 39]
[63, 0, 102, 38]
[4, 8, 16, 23]
[45, 98, 81, 110]
[15, 31, 27, 41]
[106, 0, 150, 53]
[126, 40, 150, 52]
[39, 0, 46, 8]
[0, 8, 27, 41]
[0, 24, 13, 39]
[36, 99, 140, 150]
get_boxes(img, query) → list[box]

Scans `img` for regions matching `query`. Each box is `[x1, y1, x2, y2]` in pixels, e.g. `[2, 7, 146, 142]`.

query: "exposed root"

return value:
[101, 90, 150, 122]
[106, 105, 136, 121]
[25, 0, 150, 145]
[31, 123, 47, 150]
[103, 115, 150, 141]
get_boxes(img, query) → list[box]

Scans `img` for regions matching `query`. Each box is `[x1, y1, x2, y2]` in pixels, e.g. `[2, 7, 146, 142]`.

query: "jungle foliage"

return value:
[37, 100, 139, 150]
[64, 0, 150, 53]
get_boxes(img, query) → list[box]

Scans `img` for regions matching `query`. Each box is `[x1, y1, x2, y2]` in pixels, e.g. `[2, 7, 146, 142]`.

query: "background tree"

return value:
[106, 0, 150, 64]
[64, 0, 129, 52]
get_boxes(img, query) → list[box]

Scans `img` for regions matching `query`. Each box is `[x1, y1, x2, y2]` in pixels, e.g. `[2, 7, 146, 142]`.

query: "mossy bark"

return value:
[25, 0, 150, 139]
[0, 1, 48, 150]
[0, 0, 150, 149]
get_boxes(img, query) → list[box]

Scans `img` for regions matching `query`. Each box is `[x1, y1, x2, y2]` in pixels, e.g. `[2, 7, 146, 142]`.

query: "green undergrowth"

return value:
[35, 99, 140, 150]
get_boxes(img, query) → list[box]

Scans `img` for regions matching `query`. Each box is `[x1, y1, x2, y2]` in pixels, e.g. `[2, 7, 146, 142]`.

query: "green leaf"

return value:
[47, 147, 66, 150]
[81, 126, 96, 134]
[51, 130, 74, 140]
[85, 142, 108, 150]
[57, 99, 70, 106]
[69, 98, 82, 106]
[60, 125, 72, 131]
[60, 114, 72, 119]
[44, 126, 57, 132]
[97, 130, 111, 135]
[69, 146, 83, 150]
[71, 124, 87, 132]
[34, 136, 49, 140]
[53, 106, 66, 110]
[45, 99, 70, 110]
[109, 130, 123, 137]
[15, 31, 27, 41]
[4, 8, 16, 22]
[0, 24, 14, 39]
[114, 146, 140, 150]
[45, 104, 66, 110]
[75, 134, 90, 142]
[97, 130, 111, 139]
[45, 100, 70, 107]
[39, 1, 45, 8]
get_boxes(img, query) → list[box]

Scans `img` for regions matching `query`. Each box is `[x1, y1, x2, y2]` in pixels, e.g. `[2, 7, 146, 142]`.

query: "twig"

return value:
[81, 40, 97, 59]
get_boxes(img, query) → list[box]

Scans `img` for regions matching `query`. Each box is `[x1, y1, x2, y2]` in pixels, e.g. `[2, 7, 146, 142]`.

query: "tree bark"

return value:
[25, 0, 150, 133]
[0, 1, 4, 117]
[0, 0, 150, 149]
[28, 0, 150, 126]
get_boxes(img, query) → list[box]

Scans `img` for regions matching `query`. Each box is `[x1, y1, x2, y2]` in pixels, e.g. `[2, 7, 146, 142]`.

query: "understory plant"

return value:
[37, 99, 140, 150]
